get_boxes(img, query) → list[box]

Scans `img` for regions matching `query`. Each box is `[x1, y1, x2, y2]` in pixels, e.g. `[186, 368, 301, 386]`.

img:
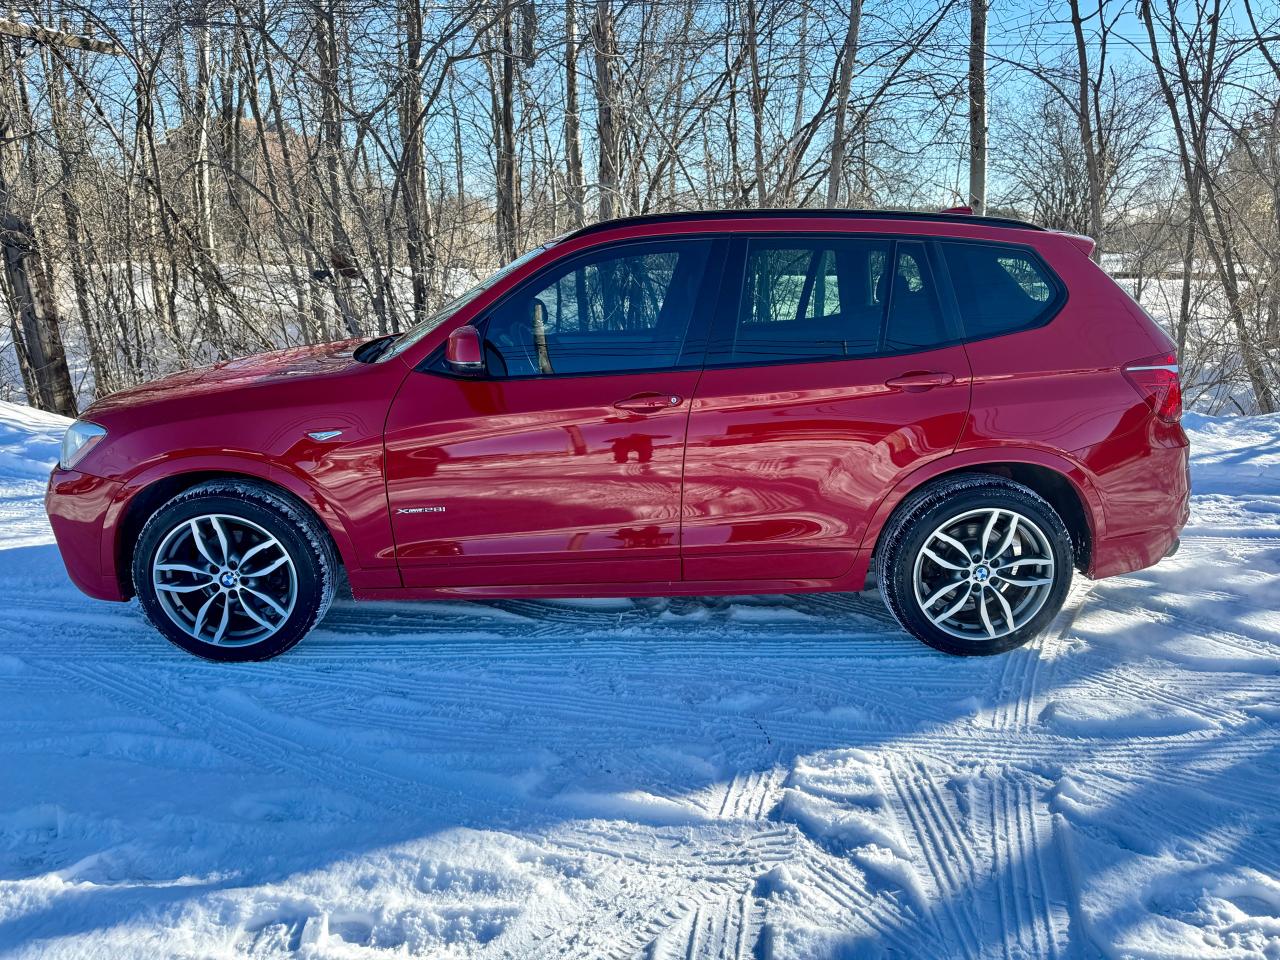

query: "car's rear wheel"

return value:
[877, 474, 1074, 656]
[133, 480, 336, 661]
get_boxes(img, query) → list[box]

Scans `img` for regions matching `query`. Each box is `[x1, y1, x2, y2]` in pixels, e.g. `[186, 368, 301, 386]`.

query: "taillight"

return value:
[1123, 353, 1183, 423]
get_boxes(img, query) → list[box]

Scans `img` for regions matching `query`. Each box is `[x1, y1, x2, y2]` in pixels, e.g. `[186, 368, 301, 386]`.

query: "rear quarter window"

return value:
[941, 242, 1062, 340]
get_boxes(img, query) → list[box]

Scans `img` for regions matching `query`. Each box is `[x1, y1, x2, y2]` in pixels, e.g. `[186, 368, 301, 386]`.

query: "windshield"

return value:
[376, 244, 552, 362]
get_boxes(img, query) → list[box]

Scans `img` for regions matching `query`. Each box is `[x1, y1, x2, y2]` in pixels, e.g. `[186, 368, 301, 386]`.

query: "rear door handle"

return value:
[614, 393, 682, 413]
[885, 371, 956, 392]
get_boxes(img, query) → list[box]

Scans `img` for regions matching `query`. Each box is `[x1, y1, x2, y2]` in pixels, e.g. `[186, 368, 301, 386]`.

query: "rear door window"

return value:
[882, 241, 949, 352]
[941, 242, 1062, 339]
[713, 236, 956, 365]
[726, 239, 887, 364]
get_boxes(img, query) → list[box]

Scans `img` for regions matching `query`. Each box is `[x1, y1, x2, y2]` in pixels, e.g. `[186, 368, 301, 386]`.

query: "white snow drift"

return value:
[0, 399, 1277, 958]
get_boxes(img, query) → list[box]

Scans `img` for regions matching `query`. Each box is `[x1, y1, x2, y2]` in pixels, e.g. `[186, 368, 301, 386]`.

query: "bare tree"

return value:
[1140, 0, 1277, 413]
[0, 0, 1270, 416]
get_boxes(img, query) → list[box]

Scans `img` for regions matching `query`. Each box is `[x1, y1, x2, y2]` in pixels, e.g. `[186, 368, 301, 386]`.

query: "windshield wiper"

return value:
[353, 334, 398, 363]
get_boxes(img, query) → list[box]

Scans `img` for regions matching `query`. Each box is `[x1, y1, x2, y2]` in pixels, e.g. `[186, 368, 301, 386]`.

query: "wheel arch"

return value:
[862, 449, 1101, 572]
[106, 459, 356, 600]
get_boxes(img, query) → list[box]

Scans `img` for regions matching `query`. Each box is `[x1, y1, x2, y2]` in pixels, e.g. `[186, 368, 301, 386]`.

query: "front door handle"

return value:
[614, 393, 681, 413]
[885, 371, 956, 392]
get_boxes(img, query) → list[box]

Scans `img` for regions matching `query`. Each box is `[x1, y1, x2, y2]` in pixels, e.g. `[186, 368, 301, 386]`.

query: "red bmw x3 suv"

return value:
[46, 209, 1189, 661]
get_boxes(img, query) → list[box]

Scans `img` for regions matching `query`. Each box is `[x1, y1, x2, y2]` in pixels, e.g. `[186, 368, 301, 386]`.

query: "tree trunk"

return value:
[45, 31, 110, 397]
[0, 40, 77, 416]
[826, 0, 863, 208]
[744, 0, 767, 205]
[968, 0, 987, 214]
[494, 10, 518, 261]
[592, 0, 618, 220]
[318, 0, 361, 337]
[564, 0, 586, 227]
[1067, 0, 1105, 261]
[237, 9, 315, 343]
[0, 214, 78, 416]
[399, 0, 437, 325]
[251, 0, 344, 339]
[1140, 0, 1277, 413]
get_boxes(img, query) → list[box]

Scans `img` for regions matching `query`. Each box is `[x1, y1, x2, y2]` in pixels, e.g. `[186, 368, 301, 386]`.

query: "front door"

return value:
[384, 237, 722, 588]
[681, 234, 973, 581]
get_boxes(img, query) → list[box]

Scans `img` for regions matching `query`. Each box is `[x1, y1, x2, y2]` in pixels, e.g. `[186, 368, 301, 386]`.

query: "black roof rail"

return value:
[563, 208, 1044, 240]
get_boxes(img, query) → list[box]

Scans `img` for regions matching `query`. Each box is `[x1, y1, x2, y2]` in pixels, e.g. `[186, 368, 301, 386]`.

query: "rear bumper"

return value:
[45, 469, 127, 601]
[1086, 433, 1190, 580]
[1088, 520, 1184, 579]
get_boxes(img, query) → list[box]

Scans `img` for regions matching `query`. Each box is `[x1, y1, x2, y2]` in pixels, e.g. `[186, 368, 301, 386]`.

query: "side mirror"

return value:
[445, 325, 484, 375]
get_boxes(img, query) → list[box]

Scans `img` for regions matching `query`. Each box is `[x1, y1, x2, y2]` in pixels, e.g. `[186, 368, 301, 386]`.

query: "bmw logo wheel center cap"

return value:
[972, 565, 991, 584]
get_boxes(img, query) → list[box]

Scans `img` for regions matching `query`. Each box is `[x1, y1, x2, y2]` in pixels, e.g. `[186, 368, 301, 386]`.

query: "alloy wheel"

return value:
[151, 513, 297, 647]
[911, 507, 1056, 642]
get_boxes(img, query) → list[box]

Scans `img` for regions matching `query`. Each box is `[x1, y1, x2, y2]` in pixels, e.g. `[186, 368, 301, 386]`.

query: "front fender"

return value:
[102, 453, 399, 596]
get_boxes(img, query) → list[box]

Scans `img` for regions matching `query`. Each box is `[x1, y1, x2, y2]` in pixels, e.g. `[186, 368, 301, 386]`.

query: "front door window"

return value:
[483, 241, 711, 377]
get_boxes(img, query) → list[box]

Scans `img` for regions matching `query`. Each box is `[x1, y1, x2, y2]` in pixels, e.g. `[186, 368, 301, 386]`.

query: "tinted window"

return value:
[720, 237, 953, 365]
[726, 238, 890, 364]
[484, 240, 710, 377]
[942, 242, 1060, 339]
[883, 241, 948, 352]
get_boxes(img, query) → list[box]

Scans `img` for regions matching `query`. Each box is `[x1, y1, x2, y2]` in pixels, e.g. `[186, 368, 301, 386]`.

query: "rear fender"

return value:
[856, 446, 1105, 558]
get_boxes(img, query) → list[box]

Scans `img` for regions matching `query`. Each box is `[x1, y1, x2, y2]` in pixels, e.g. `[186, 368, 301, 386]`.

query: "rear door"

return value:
[384, 237, 723, 588]
[680, 234, 972, 581]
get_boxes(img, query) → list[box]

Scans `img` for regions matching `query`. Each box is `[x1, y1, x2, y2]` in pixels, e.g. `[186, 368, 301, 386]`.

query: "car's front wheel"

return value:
[132, 480, 336, 661]
[877, 474, 1074, 656]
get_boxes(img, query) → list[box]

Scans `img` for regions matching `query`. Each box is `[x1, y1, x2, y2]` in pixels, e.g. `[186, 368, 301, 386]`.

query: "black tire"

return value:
[132, 480, 336, 662]
[876, 474, 1073, 656]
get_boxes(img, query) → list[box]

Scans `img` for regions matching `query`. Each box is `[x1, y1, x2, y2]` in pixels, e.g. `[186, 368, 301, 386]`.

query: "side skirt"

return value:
[355, 552, 872, 602]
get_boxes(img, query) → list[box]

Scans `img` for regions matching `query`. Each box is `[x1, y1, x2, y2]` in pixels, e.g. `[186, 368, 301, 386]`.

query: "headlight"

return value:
[60, 421, 107, 470]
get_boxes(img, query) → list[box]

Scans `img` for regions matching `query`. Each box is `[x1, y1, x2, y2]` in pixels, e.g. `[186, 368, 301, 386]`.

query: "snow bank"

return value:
[0, 401, 67, 481]
[0, 402, 70, 548]
[1185, 411, 1280, 495]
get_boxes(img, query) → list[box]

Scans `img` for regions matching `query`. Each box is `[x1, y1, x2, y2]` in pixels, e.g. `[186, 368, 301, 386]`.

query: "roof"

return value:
[564, 208, 1045, 241]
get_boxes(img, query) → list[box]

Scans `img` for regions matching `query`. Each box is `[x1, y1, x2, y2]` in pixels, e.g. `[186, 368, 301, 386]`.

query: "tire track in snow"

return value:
[1057, 768, 1280, 876]
[49, 627, 1273, 796]
[241, 657, 1004, 764]
[714, 768, 785, 821]
[779, 591, 904, 628]
[48, 660, 514, 821]
[1180, 534, 1280, 543]
[605, 882, 752, 960]
[991, 580, 1092, 733]
[885, 759, 982, 956]
[1070, 666, 1243, 726]
[1152, 754, 1280, 809]
[642, 888, 762, 960]
[343, 662, 1270, 757]
[798, 853, 922, 955]
[984, 772, 1067, 960]
[7, 599, 916, 663]
[519, 826, 794, 960]
[1087, 591, 1280, 666]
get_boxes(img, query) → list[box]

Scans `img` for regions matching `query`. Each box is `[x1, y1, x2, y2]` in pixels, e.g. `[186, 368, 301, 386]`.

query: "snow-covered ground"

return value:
[0, 401, 1277, 959]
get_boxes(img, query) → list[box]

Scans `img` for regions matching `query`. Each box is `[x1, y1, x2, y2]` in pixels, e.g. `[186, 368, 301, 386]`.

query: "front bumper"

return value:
[45, 468, 127, 601]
